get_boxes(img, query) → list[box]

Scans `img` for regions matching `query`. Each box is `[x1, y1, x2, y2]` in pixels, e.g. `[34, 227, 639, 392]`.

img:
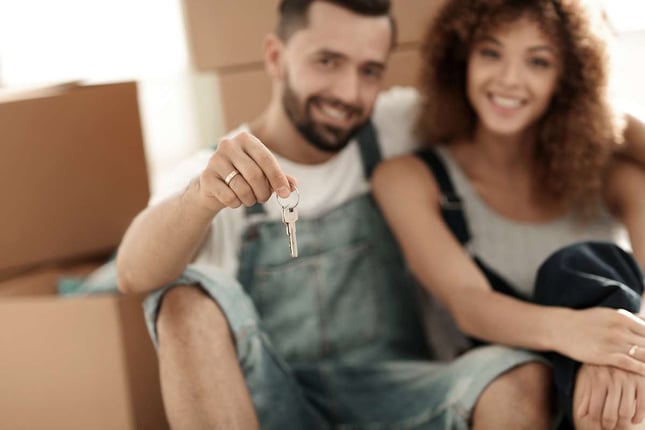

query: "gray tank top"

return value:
[435, 146, 626, 297]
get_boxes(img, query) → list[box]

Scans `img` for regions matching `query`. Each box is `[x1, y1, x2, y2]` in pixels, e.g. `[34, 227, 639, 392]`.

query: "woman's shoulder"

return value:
[603, 157, 645, 217]
[372, 152, 442, 202]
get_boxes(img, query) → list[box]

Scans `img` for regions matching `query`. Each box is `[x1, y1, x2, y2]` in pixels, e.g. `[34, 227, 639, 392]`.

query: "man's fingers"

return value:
[200, 170, 242, 209]
[286, 174, 298, 191]
[233, 151, 273, 203]
[242, 134, 291, 197]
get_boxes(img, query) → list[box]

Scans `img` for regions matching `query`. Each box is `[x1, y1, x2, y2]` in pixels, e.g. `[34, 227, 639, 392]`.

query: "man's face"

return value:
[279, 2, 392, 153]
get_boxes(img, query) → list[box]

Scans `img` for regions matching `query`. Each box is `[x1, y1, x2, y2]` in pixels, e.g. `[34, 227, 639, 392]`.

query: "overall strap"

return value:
[355, 120, 382, 180]
[414, 148, 524, 301]
[414, 149, 471, 245]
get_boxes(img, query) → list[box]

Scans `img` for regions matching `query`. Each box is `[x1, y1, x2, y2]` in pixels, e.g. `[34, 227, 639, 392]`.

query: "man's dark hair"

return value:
[276, 0, 397, 46]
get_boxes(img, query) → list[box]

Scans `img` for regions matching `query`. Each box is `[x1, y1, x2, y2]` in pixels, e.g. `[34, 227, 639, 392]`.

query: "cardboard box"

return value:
[0, 266, 168, 430]
[217, 45, 423, 129]
[0, 82, 168, 429]
[183, 0, 443, 71]
[0, 82, 150, 278]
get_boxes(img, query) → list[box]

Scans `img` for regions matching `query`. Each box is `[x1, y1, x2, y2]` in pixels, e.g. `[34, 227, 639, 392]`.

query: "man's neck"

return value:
[248, 103, 337, 165]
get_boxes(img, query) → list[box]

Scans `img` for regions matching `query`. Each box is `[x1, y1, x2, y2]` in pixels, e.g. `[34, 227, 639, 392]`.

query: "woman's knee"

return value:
[477, 362, 554, 424]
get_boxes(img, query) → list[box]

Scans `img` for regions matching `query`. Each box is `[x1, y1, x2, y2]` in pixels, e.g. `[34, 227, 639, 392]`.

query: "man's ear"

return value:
[264, 33, 285, 81]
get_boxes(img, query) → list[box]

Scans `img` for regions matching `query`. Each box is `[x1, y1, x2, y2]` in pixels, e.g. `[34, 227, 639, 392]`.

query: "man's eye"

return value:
[363, 67, 383, 79]
[318, 57, 336, 67]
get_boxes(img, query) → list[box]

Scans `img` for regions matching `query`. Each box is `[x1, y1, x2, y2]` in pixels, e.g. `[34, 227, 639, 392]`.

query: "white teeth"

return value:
[491, 95, 522, 109]
[321, 104, 349, 120]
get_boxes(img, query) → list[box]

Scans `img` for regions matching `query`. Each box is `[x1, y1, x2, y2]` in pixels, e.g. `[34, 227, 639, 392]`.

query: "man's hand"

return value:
[198, 132, 296, 212]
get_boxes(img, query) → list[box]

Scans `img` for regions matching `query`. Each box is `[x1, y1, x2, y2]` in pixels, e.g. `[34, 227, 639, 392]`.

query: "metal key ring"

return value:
[275, 186, 300, 209]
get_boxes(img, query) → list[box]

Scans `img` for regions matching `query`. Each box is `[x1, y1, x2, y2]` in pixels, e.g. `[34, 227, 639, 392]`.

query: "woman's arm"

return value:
[372, 155, 645, 374]
[604, 157, 645, 296]
[618, 114, 645, 168]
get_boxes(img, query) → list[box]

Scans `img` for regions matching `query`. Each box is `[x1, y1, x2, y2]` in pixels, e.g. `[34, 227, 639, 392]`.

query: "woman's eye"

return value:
[480, 48, 500, 59]
[318, 57, 336, 67]
[529, 57, 551, 69]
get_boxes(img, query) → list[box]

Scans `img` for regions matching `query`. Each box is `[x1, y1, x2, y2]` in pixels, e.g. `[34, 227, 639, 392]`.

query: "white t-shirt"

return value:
[151, 86, 421, 277]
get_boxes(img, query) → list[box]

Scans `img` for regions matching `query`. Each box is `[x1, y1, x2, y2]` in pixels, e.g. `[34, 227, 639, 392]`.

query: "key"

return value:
[282, 206, 299, 258]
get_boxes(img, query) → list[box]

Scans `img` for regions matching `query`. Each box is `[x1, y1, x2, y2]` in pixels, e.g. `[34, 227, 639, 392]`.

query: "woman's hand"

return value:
[556, 308, 645, 376]
[574, 364, 645, 429]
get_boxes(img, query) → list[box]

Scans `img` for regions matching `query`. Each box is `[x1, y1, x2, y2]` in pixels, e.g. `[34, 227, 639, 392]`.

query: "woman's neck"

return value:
[470, 124, 537, 171]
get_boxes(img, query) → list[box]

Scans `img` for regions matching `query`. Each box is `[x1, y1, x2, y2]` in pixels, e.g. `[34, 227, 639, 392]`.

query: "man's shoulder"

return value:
[374, 86, 420, 114]
[371, 86, 422, 159]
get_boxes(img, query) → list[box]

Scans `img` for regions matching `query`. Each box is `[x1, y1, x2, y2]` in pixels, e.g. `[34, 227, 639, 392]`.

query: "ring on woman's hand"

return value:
[224, 170, 240, 186]
[628, 344, 639, 357]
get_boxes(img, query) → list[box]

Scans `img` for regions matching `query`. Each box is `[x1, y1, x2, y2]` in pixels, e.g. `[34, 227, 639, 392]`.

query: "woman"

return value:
[372, 1, 645, 428]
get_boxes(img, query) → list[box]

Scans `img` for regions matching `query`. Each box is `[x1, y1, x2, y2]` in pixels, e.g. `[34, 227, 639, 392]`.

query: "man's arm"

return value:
[116, 132, 293, 294]
[115, 178, 220, 293]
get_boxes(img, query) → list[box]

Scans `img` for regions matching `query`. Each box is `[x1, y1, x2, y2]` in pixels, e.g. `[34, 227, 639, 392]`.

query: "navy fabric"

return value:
[534, 242, 643, 428]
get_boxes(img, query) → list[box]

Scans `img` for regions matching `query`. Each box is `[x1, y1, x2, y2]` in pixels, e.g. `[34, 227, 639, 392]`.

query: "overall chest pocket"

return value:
[249, 237, 387, 363]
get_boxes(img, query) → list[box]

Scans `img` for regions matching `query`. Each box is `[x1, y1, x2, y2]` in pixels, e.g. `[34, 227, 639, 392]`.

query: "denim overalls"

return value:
[144, 127, 544, 429]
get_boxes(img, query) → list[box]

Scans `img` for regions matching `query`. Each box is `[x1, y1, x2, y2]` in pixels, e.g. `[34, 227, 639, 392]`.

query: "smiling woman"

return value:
[372, 0, 645, 428]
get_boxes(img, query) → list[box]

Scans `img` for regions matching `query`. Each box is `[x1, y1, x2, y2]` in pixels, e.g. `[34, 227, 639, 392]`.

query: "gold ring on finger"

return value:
[224, 170, 240, 186]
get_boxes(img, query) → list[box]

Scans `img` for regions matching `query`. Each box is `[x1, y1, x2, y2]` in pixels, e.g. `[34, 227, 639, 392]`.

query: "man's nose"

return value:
[332, 69, 361, 105]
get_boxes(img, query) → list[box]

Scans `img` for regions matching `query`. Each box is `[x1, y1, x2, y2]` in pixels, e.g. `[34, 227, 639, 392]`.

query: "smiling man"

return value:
[113, 1, 619, 429]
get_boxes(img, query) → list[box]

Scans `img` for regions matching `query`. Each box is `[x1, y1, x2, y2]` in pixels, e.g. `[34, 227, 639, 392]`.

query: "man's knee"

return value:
[476, 362, 554, 425]
[157, 284, 231, 346]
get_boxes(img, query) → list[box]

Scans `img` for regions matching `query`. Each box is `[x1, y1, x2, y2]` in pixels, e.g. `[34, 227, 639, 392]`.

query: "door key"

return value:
[282, 206, 298, 258]
[276, 187, 300, 258]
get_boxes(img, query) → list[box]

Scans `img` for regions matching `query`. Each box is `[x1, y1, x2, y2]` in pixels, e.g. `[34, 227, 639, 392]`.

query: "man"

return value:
[116, 1, 645, 428]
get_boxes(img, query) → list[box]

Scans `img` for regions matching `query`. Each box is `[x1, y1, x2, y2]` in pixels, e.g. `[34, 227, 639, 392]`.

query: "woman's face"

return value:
[467, 16, 561, 138]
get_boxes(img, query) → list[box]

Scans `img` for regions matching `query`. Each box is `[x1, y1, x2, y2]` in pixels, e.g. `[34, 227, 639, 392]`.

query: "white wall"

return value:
[613, 31, 645, 119]
[0, 0, 225, 192]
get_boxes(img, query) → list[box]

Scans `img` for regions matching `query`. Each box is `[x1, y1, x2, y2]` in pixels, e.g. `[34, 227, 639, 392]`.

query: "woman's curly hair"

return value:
[417, 0, 623, 212]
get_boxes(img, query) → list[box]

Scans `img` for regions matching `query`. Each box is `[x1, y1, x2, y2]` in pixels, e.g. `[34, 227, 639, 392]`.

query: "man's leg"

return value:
[472, 361, 554, 430]
[156, 285, 259, 430]
[142, 266, 328, 430]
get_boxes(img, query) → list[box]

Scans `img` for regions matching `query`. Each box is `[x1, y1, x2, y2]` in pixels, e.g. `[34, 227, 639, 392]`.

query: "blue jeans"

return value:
[144, 195, 545, 429]
[144, 265, 545, 429]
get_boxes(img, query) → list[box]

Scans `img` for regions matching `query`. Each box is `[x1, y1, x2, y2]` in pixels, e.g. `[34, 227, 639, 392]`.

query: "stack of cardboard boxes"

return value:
[0, 82, 168, 429]
[182, 0, 446, 128]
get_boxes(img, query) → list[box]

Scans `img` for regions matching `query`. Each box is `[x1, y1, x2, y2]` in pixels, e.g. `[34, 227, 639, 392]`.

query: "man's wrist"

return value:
[183, 177, 223, 220]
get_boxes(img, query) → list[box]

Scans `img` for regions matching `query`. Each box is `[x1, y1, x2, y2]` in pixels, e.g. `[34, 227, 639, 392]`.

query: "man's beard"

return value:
[282, 77, 367, 153]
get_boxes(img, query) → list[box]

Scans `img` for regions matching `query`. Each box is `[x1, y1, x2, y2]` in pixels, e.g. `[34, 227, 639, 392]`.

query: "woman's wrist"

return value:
[540, 306, 575, 353]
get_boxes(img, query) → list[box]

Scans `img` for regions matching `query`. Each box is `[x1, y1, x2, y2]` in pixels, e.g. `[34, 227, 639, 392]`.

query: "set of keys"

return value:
[276, 187, 299, 258]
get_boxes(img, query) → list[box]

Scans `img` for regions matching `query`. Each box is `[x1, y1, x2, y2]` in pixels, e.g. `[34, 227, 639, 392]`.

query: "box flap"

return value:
[0, 82, 149, 276]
